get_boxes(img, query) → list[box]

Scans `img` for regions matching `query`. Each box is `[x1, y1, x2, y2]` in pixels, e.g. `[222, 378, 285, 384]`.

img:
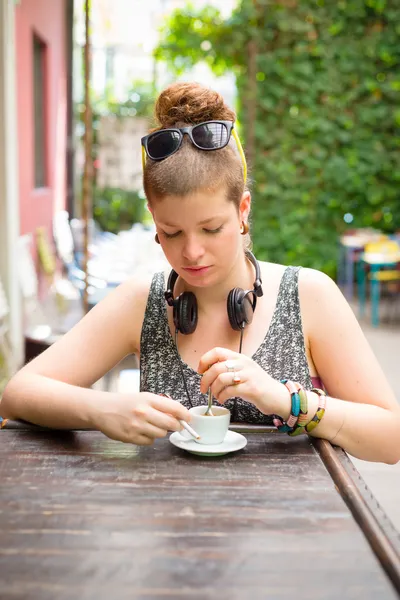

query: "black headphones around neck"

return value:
[164, 250, 263, 335]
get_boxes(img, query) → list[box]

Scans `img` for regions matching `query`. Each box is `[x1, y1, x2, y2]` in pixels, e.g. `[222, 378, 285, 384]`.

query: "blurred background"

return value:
[0, 0, 399, 391]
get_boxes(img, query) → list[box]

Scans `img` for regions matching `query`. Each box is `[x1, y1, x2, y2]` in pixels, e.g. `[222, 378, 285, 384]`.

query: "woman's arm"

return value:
[0, 276, 150, 427]
[299, 268, 400, 464]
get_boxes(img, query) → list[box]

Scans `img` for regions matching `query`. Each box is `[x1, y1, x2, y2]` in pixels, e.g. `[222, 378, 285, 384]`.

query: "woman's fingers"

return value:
[200, 361, 226, 394]
[140, 423, 169, 440]
[133, 434, 155, 446]
[200, 357, 244, 394]
[146, 406, 183, 433]
[151, 394, 190, 422]
[210, 372, 244, 403]
[197, 347, 239, 375]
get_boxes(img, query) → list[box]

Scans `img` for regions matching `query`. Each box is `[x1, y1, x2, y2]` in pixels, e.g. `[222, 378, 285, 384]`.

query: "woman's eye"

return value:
[163, 231, 181, 239]
[204, 226, 223, 234]
[163, 226, 223, 238]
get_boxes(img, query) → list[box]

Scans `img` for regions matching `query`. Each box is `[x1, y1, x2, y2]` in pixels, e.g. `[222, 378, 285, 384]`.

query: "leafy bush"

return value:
[93, 187, 147, 234]
[155, 0, 400, 277]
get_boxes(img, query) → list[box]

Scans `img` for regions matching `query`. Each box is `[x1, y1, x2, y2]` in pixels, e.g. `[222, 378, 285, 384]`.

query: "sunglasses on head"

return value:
[141, 120, 247, 182]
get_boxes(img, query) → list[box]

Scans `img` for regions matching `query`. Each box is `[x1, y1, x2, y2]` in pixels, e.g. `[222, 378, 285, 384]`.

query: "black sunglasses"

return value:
[141, 120, 234, 161]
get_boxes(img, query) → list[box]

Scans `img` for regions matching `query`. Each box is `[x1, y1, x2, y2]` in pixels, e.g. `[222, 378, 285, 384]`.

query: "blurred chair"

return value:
[357, 239, 400, 327]
[338, 229, 385, 300]
[17, 233, 82, 362]
[52, 211, 110, 296]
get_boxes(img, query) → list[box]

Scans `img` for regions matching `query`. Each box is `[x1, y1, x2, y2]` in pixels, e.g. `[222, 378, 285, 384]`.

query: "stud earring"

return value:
[155, 233, 160, 244]
[240, 221, 249, 235]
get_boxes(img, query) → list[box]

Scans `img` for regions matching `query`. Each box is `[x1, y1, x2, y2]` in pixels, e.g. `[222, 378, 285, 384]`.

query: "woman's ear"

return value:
[239, 191, 251, 223]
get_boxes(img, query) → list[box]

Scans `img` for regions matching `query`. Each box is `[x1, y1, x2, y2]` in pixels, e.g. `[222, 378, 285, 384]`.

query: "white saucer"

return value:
[169, 430, 247, 456]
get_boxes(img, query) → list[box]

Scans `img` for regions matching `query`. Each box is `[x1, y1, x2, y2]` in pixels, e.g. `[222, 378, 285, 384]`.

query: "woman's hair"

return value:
[143, 82, 246, 210]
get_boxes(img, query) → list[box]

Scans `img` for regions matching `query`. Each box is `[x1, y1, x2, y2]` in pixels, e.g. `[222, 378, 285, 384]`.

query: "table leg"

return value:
[345, 247, 354, 300]
[337, 243, 345, 289]
[357, 260, 366, 318]
[370, 266, 380, 327]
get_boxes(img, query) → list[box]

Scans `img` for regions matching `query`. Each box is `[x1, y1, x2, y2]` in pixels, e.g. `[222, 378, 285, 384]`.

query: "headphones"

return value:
[164, 251, 263, 335]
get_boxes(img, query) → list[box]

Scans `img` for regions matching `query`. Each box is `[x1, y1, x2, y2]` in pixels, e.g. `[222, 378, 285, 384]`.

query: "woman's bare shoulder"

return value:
[111, 270, 162, 340]
[258, 261, 288, 285]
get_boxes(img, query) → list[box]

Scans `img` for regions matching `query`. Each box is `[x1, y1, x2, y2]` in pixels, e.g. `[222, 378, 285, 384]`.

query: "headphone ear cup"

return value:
[227, 288, 253, 331]
[173, 291, 198, 335]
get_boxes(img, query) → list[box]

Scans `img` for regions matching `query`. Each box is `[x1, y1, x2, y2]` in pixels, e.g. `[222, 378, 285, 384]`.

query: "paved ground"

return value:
[350, 303, 400, 531]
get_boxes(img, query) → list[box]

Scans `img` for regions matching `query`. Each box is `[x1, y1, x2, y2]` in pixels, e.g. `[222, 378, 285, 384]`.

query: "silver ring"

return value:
[225, 359, 236, 372]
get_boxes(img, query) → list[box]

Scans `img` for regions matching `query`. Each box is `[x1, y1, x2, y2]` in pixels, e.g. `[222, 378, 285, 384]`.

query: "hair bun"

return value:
[155, 82, 236, 128]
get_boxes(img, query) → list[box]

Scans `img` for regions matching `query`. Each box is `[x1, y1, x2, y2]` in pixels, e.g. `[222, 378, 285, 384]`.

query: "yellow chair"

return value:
[358, 239, 400, 326]
[364, 239, 400, 256]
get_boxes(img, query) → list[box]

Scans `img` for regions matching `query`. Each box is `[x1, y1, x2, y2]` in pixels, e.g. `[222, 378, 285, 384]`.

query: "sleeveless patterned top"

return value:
[140, 266, 316, 425]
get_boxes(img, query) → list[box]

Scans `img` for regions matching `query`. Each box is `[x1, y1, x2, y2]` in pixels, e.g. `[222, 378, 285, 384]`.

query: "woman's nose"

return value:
[182, 236, 205, 263]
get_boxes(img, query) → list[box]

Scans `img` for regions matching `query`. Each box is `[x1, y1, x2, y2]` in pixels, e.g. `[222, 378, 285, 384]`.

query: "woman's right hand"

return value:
[91, 392, 191, 446]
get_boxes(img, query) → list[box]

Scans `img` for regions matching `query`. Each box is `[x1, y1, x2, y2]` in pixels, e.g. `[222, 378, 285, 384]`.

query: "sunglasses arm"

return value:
[141, 146, 147, 172]
[232, 129, 247, 184]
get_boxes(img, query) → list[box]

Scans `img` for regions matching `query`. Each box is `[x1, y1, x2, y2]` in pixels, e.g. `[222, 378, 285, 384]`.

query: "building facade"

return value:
[0, 0, 71, 365]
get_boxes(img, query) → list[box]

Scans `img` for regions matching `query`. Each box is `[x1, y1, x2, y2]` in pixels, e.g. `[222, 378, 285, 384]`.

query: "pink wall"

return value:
[15, 0, 67, 237]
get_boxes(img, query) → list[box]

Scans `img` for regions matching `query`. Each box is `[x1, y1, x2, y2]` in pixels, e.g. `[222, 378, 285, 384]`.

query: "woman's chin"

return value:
[182, 265, 220, 287]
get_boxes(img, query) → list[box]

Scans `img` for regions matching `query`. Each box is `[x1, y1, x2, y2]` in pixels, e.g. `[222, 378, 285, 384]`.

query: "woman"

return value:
[1, 82, 399, 463]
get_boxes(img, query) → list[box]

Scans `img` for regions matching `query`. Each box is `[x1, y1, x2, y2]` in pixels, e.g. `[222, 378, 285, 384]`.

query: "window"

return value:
[33, 35, 47, 188]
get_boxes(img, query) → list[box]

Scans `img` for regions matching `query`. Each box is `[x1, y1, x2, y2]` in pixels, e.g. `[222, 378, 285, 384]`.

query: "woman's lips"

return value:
[182, 266, 210, 275]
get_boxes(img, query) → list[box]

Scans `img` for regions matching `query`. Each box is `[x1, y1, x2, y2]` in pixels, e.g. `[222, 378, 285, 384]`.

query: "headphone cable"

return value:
[174, 329, 194, 408]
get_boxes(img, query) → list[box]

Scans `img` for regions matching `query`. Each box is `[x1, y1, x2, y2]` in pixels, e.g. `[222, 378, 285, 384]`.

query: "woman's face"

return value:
[150, 187, 250, 287]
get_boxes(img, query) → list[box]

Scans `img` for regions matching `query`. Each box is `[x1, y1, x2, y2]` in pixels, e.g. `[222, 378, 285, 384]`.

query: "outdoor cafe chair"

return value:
[357, 239, 400, 327]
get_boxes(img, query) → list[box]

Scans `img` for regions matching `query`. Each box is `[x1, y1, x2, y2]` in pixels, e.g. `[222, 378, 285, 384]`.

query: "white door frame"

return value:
[0, 0, 23, 366]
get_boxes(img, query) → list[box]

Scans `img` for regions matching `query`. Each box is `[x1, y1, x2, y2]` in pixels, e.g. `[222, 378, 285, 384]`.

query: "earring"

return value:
[240, 221, 249, 235]
[155, 233, 160, 244]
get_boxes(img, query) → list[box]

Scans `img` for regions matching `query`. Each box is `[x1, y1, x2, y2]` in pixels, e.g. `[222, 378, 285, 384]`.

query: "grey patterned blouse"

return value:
[140, 266, 316, 425]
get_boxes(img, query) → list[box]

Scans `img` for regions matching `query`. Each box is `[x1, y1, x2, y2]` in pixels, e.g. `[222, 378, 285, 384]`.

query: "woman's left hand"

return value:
[198, 347, 289, 416]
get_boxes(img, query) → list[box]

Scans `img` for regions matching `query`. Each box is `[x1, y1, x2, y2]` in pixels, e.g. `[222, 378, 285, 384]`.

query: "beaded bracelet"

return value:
[288, 388, 309, 437]
[273, 379, 302, 433]
[305, 387, 327, 434]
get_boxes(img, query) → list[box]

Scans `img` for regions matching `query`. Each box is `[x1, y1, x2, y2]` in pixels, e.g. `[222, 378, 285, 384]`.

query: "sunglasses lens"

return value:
[192, 122, 229, 149]
[146, 130, 181, 160]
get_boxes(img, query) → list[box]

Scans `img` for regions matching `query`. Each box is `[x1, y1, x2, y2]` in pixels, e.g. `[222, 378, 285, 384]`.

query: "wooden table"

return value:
[1, 424, 399, 599]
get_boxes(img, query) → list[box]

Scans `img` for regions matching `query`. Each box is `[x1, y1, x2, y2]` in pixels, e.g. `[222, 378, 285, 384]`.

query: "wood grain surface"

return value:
[0, 429, 397, 600]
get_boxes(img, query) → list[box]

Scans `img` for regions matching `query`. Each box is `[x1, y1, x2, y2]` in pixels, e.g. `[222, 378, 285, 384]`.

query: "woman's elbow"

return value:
[384, 444, 400, 466]
[383, 410, 400, 465]
[0, 373, 26, 419]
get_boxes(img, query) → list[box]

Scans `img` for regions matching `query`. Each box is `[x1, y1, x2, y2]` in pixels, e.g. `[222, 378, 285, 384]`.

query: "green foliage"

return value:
[155, 0, 400, 277]
[93, 187, 147, 234]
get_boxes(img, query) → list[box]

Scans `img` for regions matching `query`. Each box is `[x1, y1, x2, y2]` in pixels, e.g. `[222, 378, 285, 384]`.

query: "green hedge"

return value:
[155, 0, 400, 277]
[93, 187, 146, 234]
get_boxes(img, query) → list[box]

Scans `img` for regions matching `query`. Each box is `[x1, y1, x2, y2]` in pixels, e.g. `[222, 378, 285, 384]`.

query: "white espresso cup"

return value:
[187, 405, 231, 445]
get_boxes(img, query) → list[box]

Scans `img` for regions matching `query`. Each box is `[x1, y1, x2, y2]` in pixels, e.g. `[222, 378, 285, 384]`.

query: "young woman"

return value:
[1, 83, 399, 463]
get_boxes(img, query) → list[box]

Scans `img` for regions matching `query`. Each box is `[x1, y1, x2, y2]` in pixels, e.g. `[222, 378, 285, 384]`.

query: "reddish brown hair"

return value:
[143, 82, 246, 208]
